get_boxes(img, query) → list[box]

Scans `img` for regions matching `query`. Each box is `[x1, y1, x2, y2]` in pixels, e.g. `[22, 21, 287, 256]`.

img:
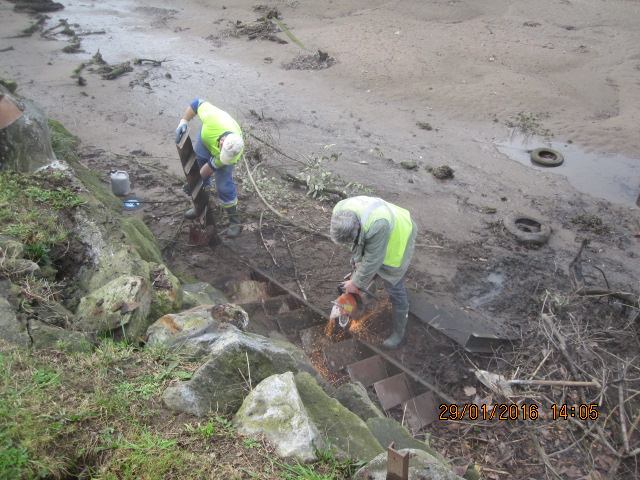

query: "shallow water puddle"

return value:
[496, 137, 640, 209]
[467, 272, 505, 309]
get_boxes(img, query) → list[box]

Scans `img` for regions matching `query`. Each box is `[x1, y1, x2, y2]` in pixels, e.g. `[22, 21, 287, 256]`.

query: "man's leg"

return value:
[215, 164, 242, 238]
[382, 276, 410, 348]
[184, 133, 213, 218]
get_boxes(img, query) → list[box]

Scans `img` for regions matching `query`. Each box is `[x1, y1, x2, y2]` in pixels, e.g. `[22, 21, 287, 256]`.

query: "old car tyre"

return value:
[504, 214, 551, 246]
[530, 147, 564, 167]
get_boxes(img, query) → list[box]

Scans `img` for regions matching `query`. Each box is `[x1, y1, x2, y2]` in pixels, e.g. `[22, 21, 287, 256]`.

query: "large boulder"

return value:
[162, 328, 315, 416]
[74, 275, 153, 343]
[366, 417, 444, 461]
[29, 319, 91, 352]
[145, 304, 249, 356]
[0, 87, 56, 172]
[181, 282, 229, 310]
[0, 292, 30, 347]
[147, 264, 183, 322]
[333, 381, 385, 422]
[234, 372, 326, 462]
[294, 372, 385, 463]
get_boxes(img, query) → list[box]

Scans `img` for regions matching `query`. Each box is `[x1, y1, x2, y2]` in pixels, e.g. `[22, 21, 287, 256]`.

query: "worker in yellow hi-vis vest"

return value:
[330, 196, 417, 348]
[175, 99, 244, 238]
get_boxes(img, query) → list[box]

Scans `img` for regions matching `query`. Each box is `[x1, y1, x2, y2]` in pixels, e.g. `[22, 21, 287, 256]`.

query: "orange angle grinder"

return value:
[329, 272, 378, 329]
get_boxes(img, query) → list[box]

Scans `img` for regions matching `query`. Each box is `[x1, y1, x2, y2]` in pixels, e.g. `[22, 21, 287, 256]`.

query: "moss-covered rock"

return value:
[355, 448, 465, 480]
[366, 417, 443, 461]
[333, 381, 385, 422]
[162, 329, 308, 416]
[181, 282, 229, 310]
[121, 216, 163, 264]
[0, 86, 55, 172]
[74, 274, 153, 344]
[294, 372, 385, 463]
[147, 264, 183, 322]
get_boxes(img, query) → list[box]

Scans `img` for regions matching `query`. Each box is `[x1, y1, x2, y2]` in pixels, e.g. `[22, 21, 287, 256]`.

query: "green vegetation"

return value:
[0, 119, 84, 270]
[0, 340, 359, 479]
[297, 145, 372, 200]
[504, 111, 553, 137]
[0, 170, 83, 265]
[48, 119, 80, 163]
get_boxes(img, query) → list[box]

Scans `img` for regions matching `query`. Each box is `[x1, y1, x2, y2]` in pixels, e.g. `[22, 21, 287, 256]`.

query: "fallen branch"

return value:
[530, 433, 563, 480]
[573, 288, 638, 307]
[133, 58, 166, 66]
[618, 363, 631, 454]
[259, 211, 279, 267]
[283, 172, 347, 199]
[278, 226, 307, 300]
[246, 132, 306, 166]
[540, 313, 587, 386]
[241, 155, 332, 241]
[569, 239, 638, 306]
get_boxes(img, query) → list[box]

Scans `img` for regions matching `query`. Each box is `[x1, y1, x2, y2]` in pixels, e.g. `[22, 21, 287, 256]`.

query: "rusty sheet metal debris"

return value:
[408, 292, 510, 353]
[403, 391, 439, 430]
[322, 339, 367, 373]
[374, 373, 414, 411]
[347, 354, 388, 387]
[0, 95, 23, 129]
[386, 442, 409, 480]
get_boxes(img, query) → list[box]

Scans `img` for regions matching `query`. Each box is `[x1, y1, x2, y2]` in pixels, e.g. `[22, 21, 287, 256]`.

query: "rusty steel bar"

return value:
[386, 442, 409, 480]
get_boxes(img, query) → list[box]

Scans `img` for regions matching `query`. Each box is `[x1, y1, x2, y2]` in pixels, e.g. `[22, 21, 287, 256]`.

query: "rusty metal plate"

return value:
[347, 354, 388, 387]
[322, 339, 366, 373]
[374, 373, 414, 411]
[299, 324, 334, 353]
[0, 95, 23, 129]
[403, 391, 439, 430]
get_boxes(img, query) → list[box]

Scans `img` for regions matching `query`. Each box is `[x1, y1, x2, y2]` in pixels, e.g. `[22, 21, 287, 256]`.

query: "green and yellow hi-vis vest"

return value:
[333, 196, 412, 267]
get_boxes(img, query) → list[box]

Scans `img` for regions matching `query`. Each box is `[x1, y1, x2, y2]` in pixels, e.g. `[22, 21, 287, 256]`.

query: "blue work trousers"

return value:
[383, 275, 409, 308]
[194, 131, 237, 207]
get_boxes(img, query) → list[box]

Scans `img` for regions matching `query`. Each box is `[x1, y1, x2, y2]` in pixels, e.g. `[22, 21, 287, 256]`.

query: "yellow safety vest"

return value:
[334, 197, 413, 267]
[197, 102, 243, 167]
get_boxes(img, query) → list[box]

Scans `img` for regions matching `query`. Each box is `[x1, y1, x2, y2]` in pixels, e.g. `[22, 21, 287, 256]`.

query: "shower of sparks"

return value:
[349, 300, 390, 342]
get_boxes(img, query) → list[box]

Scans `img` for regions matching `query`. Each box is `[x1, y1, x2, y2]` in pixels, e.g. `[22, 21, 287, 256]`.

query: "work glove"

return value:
[175, 119, 188, 144]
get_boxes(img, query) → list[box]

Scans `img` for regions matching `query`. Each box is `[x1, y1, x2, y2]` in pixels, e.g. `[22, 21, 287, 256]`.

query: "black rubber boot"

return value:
[226, 205, 243, 238]
[382, 304, 409, 349]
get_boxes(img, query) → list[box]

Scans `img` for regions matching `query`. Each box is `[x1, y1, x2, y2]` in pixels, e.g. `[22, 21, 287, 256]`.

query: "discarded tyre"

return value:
[530, 148, 564, 167]
[503, 214, 551, 246]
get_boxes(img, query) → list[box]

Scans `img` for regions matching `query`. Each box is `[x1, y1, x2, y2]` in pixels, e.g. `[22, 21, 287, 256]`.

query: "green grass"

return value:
[0, 340, 359, 479]
[0, 170, 84, 264]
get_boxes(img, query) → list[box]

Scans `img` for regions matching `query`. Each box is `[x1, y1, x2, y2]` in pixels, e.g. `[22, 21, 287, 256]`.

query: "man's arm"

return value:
[180, 105, 197, 122]
[351, 220, 390, 288]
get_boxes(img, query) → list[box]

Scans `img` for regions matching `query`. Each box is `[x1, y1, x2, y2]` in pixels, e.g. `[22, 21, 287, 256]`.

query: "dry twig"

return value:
[259, 211, 279, 267]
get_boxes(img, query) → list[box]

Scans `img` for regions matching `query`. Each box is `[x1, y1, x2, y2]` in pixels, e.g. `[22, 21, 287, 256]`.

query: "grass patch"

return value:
[0, 340, 360, 479]
[0, 170, 83, 265]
